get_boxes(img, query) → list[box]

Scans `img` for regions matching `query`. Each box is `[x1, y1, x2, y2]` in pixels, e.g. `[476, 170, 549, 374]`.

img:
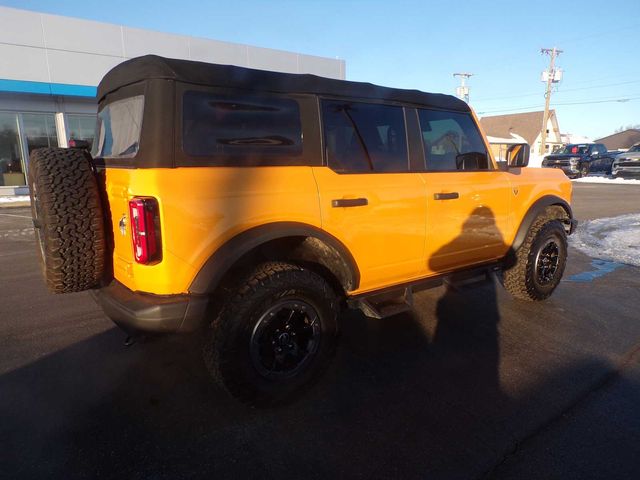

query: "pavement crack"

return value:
[479, 342, 640, 479]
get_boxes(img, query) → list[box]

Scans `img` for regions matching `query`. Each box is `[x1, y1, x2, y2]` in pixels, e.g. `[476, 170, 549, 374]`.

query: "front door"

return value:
[414, 108, 513, 274]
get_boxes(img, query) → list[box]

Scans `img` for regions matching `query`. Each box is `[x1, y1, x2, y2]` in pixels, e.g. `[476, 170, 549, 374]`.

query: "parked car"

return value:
[612, 143, 640, 178]
[28, 55, 576, 405]
[68, 138, 92, 150]
[541, 143, 614, 177]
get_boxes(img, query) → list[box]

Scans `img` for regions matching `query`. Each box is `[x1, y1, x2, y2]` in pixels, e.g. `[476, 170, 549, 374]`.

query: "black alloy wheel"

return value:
[250, 299, 321, 379]
[534, 239, 560, 288]
[203, 261, 338, 405]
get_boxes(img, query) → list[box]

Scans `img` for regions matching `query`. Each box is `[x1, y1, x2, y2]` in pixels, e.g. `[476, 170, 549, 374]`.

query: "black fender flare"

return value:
[188, 222, 360, 295]
[512, 195, 573, 251]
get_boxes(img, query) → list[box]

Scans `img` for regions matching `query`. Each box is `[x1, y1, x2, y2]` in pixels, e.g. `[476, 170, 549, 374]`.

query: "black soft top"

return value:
[98, 55, 470, 112]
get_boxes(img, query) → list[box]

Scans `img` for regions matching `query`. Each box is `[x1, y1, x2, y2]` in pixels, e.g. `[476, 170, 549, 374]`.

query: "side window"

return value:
[321, 100, 408, 172]
[418, 109, 490, 171]
[182, 91, 302, 162]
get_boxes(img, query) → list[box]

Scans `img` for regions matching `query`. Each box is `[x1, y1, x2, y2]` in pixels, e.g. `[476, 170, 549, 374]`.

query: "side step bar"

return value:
[349, 264, 500, 319]
[352, 287, 414, 320]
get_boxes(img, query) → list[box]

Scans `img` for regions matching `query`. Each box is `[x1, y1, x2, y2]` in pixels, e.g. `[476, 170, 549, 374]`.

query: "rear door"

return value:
[415, 108, 513, 274]
[313, 99, 428, 293]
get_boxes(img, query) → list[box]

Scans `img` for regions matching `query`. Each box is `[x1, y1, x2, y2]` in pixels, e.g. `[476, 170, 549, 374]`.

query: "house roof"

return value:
[595, 129, 640, 150]
[479, 110, 556, 145]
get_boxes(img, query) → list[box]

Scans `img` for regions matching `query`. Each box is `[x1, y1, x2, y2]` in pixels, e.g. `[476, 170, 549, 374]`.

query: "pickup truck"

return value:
[612, 143, 640, 178]
[541, 143, 615, 177]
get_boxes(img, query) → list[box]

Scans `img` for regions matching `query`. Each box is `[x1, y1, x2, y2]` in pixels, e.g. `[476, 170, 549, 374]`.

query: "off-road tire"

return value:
[501, 217, 567, 301]
[28, 148, 106, 293]
[203, 261, 338, 406]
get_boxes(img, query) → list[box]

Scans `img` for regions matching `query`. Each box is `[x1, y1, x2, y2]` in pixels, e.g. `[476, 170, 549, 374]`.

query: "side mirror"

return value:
[506, 143, 530, 168]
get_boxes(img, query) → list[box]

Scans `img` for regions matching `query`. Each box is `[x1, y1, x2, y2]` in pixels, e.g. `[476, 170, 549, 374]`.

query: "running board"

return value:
[350, 287, 414, 319]
[349, 264, 500, 319]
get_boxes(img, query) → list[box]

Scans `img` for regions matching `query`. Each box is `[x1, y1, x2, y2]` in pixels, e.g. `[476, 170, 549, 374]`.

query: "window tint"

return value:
[183, 91, 302, 160]
[418, 109, 489, 171]
[322, 100, 408, 172]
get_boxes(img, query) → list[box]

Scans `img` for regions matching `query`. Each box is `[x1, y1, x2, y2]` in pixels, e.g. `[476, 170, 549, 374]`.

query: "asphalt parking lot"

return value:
[1, 183, 639, 480]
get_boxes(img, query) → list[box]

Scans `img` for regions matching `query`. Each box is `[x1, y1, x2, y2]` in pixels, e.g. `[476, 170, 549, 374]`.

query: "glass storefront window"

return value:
[21, 113, 58, 156]
[0, 112, 24, 187]
[67, 114, 96, 150]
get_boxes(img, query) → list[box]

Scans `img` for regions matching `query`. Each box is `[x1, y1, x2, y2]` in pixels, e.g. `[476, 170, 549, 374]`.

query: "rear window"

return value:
[182, 91, 302, 161]
[322, 100, 408, 172]
[92, 95, 144, 158]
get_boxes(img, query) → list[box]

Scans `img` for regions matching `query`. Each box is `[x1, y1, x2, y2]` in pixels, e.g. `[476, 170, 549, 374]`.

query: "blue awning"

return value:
[0, 79, 97, 98]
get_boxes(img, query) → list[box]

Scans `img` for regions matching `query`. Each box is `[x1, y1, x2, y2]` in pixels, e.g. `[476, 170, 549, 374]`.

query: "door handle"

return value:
[332, 198, 368, 208]
[434, 192, 459, 200]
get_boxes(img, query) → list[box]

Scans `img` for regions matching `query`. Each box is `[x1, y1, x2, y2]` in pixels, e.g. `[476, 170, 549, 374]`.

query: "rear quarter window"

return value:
[92, 95, 144, 158]
[182, 91, 303, 163]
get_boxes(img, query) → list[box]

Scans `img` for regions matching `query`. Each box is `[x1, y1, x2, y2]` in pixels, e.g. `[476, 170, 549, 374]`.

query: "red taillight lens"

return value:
[128, 197, 161, 264]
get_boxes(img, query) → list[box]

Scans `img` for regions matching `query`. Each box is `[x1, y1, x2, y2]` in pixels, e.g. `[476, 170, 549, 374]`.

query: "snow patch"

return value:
[572, 176, 640, 185]
[570, 214, 640, 267]
[0, 196, 30, 204]
[527, 155, 545, 168]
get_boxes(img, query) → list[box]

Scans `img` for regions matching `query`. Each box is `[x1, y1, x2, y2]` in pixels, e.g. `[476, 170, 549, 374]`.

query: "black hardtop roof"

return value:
[98, 55, 470, 112]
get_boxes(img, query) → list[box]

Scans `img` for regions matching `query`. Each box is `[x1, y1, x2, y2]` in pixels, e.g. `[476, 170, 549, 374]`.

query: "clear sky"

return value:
[2, 0, 638, 139]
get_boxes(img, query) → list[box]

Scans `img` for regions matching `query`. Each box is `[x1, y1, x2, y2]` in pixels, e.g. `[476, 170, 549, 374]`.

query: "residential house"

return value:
[595, 129, 640, 151]
[479, 110, 562, 157]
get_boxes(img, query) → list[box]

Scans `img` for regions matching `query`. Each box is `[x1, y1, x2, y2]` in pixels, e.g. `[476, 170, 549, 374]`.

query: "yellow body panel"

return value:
[312, 167, 428, 293]
[102, 150, 571, 298]
[102, 166, 322, 295]
[421, 171, 513, 274]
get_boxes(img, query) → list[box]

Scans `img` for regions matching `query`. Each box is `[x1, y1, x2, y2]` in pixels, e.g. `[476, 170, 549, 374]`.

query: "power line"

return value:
[476, 95, 640, 115]
[473, 79, 640, 103]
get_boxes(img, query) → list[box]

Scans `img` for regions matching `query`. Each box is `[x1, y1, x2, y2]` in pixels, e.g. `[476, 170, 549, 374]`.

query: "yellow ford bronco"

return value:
[29, 55, 576, 404]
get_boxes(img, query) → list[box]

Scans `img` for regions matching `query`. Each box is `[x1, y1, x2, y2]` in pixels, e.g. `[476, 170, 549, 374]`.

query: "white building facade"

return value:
[0, 6, 345, 195]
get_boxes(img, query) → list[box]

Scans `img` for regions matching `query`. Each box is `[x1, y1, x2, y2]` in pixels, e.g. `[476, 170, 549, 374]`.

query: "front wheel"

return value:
[578, 164, 590, 178]
[501, 218, 568, 301]
[203, 262, 339, 406]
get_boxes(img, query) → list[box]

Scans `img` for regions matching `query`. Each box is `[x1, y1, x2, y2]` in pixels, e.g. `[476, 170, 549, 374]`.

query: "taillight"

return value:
[128, 197, 162, 264]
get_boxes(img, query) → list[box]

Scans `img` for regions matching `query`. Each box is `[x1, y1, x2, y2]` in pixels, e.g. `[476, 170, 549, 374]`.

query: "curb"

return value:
[0, 200, 31, 209]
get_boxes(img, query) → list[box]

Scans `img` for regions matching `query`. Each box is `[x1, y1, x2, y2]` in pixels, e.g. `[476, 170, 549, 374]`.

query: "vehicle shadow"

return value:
[1, 208, 627, 480]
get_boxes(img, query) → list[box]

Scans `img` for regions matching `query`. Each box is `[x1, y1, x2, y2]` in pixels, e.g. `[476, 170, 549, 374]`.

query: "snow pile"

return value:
[0, 196, 30, 204]
[572, 176, 640, 185]
[570, 213, 640, 267]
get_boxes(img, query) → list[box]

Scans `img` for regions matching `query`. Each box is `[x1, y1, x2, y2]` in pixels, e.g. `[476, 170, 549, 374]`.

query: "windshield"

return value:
[556, 144, 590, 155]
[628, 144, 640, 153]
[92, 95, 144, 158]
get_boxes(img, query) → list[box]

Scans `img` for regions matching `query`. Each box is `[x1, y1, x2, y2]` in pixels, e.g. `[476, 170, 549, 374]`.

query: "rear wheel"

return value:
[501, 217, 568, 301]
[203, 262, 339, 405]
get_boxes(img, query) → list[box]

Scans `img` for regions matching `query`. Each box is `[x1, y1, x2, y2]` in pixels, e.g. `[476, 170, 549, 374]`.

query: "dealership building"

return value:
[0, 6, 345, 195]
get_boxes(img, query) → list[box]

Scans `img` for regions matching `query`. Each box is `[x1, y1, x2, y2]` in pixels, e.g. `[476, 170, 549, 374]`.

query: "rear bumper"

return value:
[91, 282, 208, 334]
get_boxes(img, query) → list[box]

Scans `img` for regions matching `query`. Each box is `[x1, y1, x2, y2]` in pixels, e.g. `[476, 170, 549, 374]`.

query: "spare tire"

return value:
[28, 147, 106, 293]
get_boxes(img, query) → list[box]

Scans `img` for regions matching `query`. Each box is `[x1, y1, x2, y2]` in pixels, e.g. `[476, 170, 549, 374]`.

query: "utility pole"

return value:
[540, 47, 562, 155]
[453, 72, 473, 103]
